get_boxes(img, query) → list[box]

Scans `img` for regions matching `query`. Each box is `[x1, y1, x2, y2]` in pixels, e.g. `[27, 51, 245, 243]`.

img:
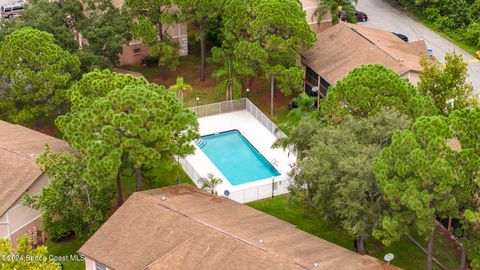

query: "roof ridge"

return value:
[0, 145, 36, 160]
[140, 192, 316, 270]
[154, 199, 268, 252]
[144, 236, 196, 270]
[349, 25, 404, 67]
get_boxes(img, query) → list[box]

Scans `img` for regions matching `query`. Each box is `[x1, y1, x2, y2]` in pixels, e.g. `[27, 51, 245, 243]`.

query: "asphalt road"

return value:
[356, 0, 480, 94]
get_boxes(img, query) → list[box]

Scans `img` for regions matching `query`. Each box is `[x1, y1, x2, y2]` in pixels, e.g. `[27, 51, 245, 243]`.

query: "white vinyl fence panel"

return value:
[180, 98, 294, 203]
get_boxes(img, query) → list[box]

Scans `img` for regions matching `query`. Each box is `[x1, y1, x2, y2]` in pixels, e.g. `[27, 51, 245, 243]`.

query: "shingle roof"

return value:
[79, 185, 400, 270]
[0, 120, 70, 216]
[302, 23, 427, 85]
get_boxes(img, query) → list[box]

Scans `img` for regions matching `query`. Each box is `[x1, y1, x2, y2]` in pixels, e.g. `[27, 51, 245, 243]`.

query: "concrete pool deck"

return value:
[182, 109, 296, 203]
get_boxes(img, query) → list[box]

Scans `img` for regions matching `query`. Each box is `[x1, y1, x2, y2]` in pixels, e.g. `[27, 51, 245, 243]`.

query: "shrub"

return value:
[465, 23, 480, 47]
[142, 55, 159, 67]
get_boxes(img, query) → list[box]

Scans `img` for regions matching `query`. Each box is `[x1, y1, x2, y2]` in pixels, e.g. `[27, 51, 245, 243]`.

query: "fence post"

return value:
[271, 177, 275, 198]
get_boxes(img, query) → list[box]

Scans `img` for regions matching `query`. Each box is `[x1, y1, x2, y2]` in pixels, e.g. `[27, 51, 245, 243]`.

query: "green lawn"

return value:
[46, 238, 85, 270]
[248, 196, 461, 270]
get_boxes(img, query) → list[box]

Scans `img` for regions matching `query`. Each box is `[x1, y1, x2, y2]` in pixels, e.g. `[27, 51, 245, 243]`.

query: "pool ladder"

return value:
[196, 138, 207, 148]
[271, 159, 278, 167]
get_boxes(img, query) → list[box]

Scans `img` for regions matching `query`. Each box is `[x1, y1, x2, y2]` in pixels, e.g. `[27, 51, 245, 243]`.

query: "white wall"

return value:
[0, 173, 48, 242]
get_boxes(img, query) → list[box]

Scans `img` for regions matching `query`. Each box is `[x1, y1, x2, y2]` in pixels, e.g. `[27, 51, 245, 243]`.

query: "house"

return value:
[79, 184, 399, 270]
[0, 120, 70, 244]
[111, 0, 188, 66]
[302, 23, 428, 97]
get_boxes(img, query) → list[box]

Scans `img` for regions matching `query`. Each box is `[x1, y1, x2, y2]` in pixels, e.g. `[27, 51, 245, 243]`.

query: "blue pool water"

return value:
[197, 130, 280, 185]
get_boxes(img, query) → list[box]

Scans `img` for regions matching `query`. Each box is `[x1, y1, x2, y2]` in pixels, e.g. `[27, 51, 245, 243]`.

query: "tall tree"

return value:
[0, 27, 80, 127]
[177, 0, 223, 81]
[57, 70, 199, 194]
[321, 64, 437, 121]
[221, 0, 316, 114]
[288, 108, 411, 254]
[59, 69, 152, 205]
[374, 116, 459, 270]
[126, 0, 183, 79]
[210, 47, 244, 100]
[24, 146, 115, 240]
[0, 235, 60, 270]
[448, 108, 480, 269]
[418, 52, 478, 115]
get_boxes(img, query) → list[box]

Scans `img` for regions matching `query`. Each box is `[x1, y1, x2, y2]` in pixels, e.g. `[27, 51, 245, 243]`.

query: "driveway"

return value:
[356, 0, 480, 94]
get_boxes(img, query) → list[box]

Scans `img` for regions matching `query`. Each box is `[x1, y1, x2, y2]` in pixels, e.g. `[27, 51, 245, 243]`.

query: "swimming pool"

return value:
[196, 130, 280, 185]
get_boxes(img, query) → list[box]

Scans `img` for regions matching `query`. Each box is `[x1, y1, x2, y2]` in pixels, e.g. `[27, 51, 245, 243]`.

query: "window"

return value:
[133, 48, 141, 55]
[273, 182, 278, 190]
[95, 262, 107, 270]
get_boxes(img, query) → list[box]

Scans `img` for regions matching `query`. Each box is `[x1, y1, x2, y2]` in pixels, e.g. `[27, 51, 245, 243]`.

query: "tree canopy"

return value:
[0, 0, 131, 71]
[288, 108, 411, 254]
[0, 0, 84, 51]
[374, 115, 459, 269]
[418, 52, 478, 115]
[218, 0, 316, 112]
[56, 70, 199, 196]
[24, 146, 114, 240]
[314, 0, 357, 25]
[320, 64, 437, 121]
[126, 0, 183, 79]
[448, 108, 480, 269]
[177, 0, 223, 81]
[0, 27, 80, 126]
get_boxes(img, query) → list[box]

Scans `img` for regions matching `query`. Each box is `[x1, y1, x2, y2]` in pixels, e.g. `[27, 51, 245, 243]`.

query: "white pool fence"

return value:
[178, 98, 294, 203]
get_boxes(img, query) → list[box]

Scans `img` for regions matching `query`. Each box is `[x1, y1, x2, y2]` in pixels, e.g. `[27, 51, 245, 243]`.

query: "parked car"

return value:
[355, 11, 368, 22]
[0, 2, 24, 19]
[476, 51, 480, 59]
[393, 32, 409, 42]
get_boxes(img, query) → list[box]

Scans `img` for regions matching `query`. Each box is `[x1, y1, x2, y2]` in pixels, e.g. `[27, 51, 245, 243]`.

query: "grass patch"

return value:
[248, 195, 461, 270]
[46, 238, 85, 270]
[120, 161, 194, 200]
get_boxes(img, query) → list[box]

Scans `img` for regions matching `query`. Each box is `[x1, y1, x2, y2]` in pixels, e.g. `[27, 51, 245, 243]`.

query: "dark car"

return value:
[355, 11, 368, 22]
[393, 32, 409, 42]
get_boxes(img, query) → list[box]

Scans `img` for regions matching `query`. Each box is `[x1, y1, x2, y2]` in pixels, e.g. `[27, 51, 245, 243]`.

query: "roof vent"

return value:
[313, 262, 319, 267]
[161, 196, 167, 201]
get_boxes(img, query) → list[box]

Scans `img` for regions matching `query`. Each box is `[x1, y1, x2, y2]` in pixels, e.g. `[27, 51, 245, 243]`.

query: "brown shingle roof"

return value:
[79, 185, 400, 270]
[303, 23, 427, 85]
[0, 120, 70, 216]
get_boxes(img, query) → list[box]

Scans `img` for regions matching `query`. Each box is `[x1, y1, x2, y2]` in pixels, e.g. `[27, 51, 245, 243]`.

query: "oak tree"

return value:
[418, 52, 478, 115]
